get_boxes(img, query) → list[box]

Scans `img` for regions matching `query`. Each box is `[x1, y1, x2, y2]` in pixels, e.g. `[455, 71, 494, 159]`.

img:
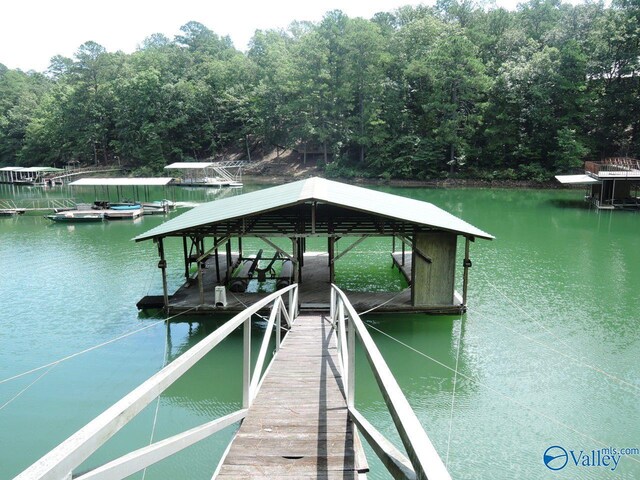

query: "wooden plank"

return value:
[217, 314, 361, 478]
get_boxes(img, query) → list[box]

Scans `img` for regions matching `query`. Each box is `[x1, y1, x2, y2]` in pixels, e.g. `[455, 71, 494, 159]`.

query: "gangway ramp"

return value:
[216, 314, 366, 478]
[15, 284, 451, 480]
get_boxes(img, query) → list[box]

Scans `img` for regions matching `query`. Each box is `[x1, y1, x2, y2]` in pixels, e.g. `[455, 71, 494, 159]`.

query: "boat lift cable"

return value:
[0, 364, 57, 412]
[356, 290, 406, 316]
[0, 307, 197, 386]
[445, 313, 463, 468]
[473, 273, 640, 394]
[228, 291, 272, 324]
[141, 322, 171, 480]
[141, 252, 159, 297]
[363, 322, 640, 466]
[468, 305, 640, 394]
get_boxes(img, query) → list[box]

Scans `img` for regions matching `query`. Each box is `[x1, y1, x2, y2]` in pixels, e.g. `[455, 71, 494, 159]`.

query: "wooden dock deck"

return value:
[216, 314, 367, 479]
[138, 251, 463, 315]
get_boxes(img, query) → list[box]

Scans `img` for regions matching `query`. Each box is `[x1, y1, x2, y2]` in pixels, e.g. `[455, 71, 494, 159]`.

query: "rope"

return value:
[470, 276, 640, 394]
[141, 253, 158, 297]
[445, 314, 463, 467]
[228, 290, 271, 322]
[469, 306, 640, 394]
[142, 324, 170, 480]
[364, 322, 640, 465]
[0, 364, 57, 412]
[357, 290, 407, 316]
[0, 307, 197, 386]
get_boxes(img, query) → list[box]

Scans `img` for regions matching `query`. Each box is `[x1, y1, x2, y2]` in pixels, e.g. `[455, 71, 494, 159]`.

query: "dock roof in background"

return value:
[555, 174, 601, 185]
[135, 177, 494, 242]
[70, 177, 174, 186]
[164, 162, 215, 169]
[0, 166, 63, 172]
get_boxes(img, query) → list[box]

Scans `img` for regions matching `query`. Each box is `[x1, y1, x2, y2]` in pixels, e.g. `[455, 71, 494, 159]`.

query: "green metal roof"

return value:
[134, 177, 494, 242]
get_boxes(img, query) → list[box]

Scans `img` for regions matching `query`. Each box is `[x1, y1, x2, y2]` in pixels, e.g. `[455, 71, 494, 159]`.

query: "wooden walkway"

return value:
[217, 314, 367, 479]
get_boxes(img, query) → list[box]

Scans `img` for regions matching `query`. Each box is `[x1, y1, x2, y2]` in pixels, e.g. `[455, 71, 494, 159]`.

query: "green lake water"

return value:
[0, 183, 638, 479]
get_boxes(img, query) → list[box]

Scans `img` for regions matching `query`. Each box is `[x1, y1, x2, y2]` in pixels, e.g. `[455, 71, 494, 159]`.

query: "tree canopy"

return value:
[1, 2, 639, 181]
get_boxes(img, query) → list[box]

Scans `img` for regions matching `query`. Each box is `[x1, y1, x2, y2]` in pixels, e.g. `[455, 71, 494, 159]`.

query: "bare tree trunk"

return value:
[449, 85, 458, 175]
[359, 90, 365, 164]
[92, 141, 98, 165]
[449, 143, 455, 175]
[102, 138, 108, 164]
[245, 134, 251, 162]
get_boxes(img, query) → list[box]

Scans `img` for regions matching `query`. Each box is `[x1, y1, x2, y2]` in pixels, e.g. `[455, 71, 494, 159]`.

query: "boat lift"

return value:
[164, 161, 244, 187]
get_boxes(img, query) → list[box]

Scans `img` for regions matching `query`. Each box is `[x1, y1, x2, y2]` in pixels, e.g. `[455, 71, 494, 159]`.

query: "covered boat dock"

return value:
[135, 177, 493, 315]
[0, 166, 64, 185]
[164, 161, 244, 187]
[69, 177, 176, 203]
[556, 157, 640, 209]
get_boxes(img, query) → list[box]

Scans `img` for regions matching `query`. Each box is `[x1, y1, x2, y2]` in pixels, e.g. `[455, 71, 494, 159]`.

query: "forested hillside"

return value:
[0, 0, 638, 180]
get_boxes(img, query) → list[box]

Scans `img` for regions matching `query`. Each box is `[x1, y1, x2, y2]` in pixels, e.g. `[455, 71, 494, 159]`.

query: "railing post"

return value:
[242, 316, 251, 408]
[289, 285, 298, 319]
[347, 310, 355, 408]
[275, 300, 282, 352]
[330, 288, 335, 322]
[338, 300, 347, 396]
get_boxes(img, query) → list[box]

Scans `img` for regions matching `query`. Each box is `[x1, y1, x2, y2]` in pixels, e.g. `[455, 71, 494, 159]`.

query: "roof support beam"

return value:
[196, 235, 232, 263]
[396, 234, 432, 264]
[257, 236, 293, 261]
[331, 235, 369, 264]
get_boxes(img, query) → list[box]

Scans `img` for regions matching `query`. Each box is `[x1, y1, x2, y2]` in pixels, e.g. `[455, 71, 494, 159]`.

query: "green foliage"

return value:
[0, 2, 639, 180]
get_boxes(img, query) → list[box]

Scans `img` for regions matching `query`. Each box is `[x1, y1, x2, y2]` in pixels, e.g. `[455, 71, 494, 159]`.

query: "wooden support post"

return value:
[238, 237, 243, 260]
[226, 241, 232, 284]
[197, 238, 204, 305]
[298, 238, 303, 281]
[612, 179, 616, 204]
[157, 238, 169, 310]
[214, 238, 221, 285]
[462, 237, 471, 306]
[410, 233, 416, 305]
[401, 239, 405, 266]
[182, 236, 189, 282]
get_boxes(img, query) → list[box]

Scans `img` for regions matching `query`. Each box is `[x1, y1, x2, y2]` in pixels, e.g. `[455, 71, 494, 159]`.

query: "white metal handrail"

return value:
[330, 284, 452, 480]
[16, 284, 299, 480]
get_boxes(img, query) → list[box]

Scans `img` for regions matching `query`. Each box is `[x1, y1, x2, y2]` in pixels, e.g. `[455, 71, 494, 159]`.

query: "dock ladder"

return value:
[15, 284, 450, 480]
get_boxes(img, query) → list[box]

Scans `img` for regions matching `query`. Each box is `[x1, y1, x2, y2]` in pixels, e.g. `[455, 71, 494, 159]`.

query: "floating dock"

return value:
[138, 251, 463, 315]
[556, 157, 640, 209]
[135, 177, 492, 315]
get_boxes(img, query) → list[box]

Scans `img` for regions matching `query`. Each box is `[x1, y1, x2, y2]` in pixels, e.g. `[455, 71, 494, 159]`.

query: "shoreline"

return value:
[243, 174, 568, 189]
